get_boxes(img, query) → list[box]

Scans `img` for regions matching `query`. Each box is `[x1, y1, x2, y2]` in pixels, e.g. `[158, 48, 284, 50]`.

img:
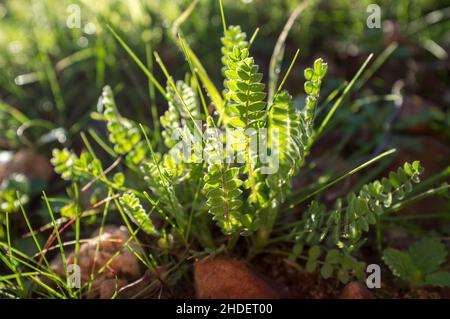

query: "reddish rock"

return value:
[194, 256, 286, 299]
[339, 281, 375, 299]
[98, 278, 128, 299]
[49, 225, 142, 298]
[115, 269, 166, 299]
[0, 149, 53, 183]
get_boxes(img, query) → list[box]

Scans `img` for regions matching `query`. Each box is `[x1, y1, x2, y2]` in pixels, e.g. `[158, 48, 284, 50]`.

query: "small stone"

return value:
[339, 281, 375, 299]
[194, 256, 286, 299]
[0, 149, 53, 183]
[49, 225, 142, 298]
[115, 269, 165, 299]
[98, 279, 128, 299]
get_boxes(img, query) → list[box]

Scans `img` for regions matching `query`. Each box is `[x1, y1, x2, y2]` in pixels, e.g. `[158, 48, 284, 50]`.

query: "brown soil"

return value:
[252, 253, 341, 298]
[251, 253, 450, 299]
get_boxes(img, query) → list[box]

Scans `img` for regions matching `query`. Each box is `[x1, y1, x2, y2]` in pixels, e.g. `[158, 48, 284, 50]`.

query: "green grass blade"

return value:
[145, 43, 162, 150]
[153, 52, 205, 139]
[219, 0, 227, 33]
[273, 49, 300, 101]
[107, 25, 165, 96]
[170, 3, 225, 118]
[316, 53, 373, 138]
[177, 33, 210, 118]
[268, 2, 309, 103]
[39, 51, 66, 125]
[172, 0, 200, 38]
[289, 148, 396, 208]
[248, 28, 260, 49]
[17, 193, 51, 269]
[0, 101, 29, 124]
[88, 128, 116, 158]
[355, 42, 398, 91]
[42, 192, 70, 285]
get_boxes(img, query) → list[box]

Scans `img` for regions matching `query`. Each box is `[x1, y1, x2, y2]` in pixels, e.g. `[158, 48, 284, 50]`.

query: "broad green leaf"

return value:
[425, 272, 450, 287]
[308, 245, 321, 260]
[383, 248, 419, 282]
[325, 249, 340, 264]
[306, 259, 317, 273]
[409, 238, 447, 275]
[321, 263, 333, 279]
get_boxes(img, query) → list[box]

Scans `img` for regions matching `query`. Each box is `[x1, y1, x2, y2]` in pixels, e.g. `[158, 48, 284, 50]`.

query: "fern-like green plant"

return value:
[221, 25, 248, 81]
[296, 161, 423, 246]
[53, 21, 430, 256]
[5, 1, 450, 300]
[140, 161, 185, 227]
[203, 117, 253, 235]
[303, 59, 327, 125]
[100, 86, 148, 166]
[51, 148, 102, 182]
[161, 80, 200, 148]
[119, 192, 159, 237]
[291, 161, 424, 283]
[267, 91, 304, 204]
[224, 46, 266, 130]
[47, 6, 444, 288]
[223, 44, 267, 209]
